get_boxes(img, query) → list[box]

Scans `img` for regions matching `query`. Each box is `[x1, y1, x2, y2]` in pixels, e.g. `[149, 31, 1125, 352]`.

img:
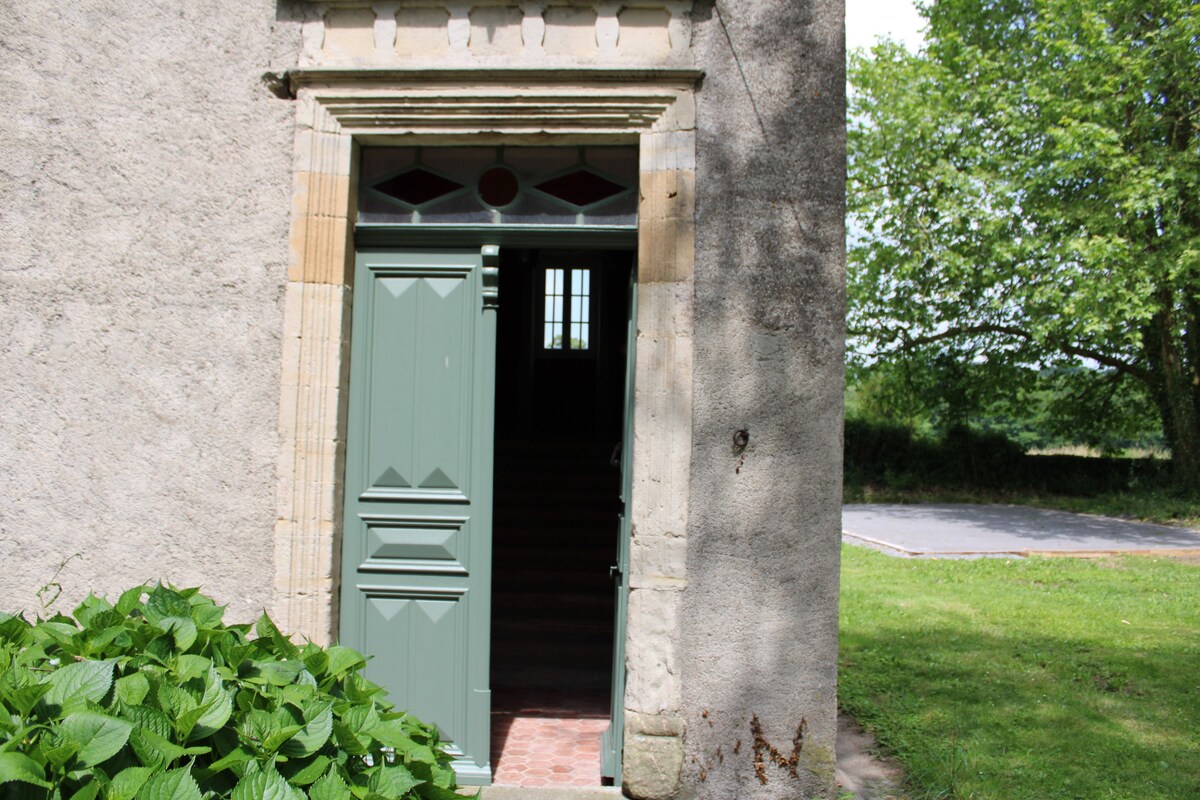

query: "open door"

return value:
[339, 247, 499, 785]
[601, 267, 636, 783]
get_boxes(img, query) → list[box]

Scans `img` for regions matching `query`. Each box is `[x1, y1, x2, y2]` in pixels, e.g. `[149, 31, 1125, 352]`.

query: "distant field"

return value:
[1027, 444, 1169, 459]
[839, 545, 1200, 800]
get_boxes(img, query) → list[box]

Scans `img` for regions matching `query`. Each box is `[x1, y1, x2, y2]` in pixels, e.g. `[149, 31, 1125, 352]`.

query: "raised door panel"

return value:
[341, 249, 495, 785]
[362, 590, 469, 746]
[362, 270, 474, 501]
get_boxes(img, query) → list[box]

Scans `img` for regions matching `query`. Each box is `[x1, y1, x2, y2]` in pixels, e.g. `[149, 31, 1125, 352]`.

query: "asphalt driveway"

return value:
[842, 503, 1200, 558]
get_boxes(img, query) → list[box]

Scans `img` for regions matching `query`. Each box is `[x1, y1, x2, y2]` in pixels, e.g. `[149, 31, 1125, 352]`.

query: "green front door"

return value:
[339, 247, 498, 785]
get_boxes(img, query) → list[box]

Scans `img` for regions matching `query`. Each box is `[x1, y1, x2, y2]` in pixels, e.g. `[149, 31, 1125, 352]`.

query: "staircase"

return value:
[491, 436, 620, 694]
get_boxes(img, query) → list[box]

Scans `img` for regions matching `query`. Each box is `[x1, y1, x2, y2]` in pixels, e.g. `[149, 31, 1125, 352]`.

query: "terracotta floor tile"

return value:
[490, 688, 610, 787]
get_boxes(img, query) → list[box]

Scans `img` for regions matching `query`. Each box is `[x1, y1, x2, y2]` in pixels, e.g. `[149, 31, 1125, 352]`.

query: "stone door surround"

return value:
[300, 2, 696, 69]
[273, 64, 698, 799]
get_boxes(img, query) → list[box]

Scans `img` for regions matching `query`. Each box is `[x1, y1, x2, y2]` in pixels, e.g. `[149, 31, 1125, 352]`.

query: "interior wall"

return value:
[0, 2, 300, 621]
[682, 1, 846, 798]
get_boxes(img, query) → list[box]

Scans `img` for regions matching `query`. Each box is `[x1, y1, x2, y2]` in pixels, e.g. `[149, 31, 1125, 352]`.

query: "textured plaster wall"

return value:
[681, 1, 845, 798]
[0, 3, 301, 621]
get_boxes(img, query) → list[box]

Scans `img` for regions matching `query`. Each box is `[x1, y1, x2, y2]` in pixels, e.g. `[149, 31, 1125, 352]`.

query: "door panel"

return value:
[601, 268, 636, 782]
[341, 249, 496, 785]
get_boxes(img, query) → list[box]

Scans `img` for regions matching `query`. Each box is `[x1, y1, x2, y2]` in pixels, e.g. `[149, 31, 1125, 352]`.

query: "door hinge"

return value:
[482, 244, 499, 309]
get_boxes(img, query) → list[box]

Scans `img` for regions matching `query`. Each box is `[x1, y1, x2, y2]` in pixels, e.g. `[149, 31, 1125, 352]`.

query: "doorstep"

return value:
[459, 788, 625, 799]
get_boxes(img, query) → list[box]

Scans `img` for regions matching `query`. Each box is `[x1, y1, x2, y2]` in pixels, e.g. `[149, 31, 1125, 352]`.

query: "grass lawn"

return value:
[839, 545, 1200, 800]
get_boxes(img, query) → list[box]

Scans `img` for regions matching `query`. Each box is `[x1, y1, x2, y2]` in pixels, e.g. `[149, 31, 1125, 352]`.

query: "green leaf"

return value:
[128, 728, 208, 770]
[156, 617, 197, 652]
[261, 724, 304, 755]
[134, 767, 202, 800]
[156, 683, 196, 719]
[68, 780, 101, 800]
[40, 731, 81, 768]
[188, 601, 226, 630]
[308, 770, 352, 800]
[231, 764, 303, 800]
[186, 669, 232, 741]
[172, 655, 211, 683]
[43, 659, 115, 710]
[279, 701, 333, 758]
[33, 620, 82, 649]
[0, 751, 52, 789]
[242, 660, 304, 687]
[142, 587, 191, 627]
[114, 673, 151, 707]
[120, 704, 174, 740]
[3, 679, 51, 716]
[301, 648, 330, 679]
[370, 719, 428, 758]
[73, 594, 114, 628]
[280, 754, 331, 786]
[340, 705, 379, 737]
[368, 763, 422, 798]
[201, 744, 254, 777]
[114, 585, 147, 617]
[256, 614, 300, 661]
[107, 766, 155, 800]
[324, 647, 366, 678]
[0, 612, 32, 647]
[62, 711, 135, 767]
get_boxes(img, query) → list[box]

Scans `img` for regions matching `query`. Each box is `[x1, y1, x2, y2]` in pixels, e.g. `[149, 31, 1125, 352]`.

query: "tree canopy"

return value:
[848, 0, 1200, 487]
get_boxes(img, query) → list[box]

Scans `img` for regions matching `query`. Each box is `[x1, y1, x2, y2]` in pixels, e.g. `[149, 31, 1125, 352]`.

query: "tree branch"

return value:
[896, 323, 1151, 383]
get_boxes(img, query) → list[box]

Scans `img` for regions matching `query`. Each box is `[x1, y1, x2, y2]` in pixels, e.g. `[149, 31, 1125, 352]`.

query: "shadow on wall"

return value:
[680, 0, 845, 796]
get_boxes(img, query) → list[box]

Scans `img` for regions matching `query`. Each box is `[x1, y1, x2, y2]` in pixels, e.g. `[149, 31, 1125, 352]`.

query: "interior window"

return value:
[543, 267, 590, 351]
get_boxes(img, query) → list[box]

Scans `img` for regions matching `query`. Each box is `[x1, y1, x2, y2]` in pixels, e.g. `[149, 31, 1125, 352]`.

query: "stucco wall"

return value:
[681, 1, 845, 798]
[0, 3, 300, 621]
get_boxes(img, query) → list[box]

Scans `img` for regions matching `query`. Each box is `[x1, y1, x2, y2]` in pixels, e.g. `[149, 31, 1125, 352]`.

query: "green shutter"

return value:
[340, 248, 497, 785]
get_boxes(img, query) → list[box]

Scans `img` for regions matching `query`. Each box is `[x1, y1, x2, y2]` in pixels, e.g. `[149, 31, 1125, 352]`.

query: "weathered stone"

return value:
[627, 710, 686, 738]
[623, 733, 684, 800]
[680, 0, 845, 797]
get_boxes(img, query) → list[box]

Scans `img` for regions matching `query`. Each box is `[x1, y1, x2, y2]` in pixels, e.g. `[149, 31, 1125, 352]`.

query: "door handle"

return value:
[609, 563, 623, 582]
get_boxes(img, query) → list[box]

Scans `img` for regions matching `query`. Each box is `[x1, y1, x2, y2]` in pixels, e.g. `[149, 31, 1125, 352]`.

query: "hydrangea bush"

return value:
[0, 585, 460, 799]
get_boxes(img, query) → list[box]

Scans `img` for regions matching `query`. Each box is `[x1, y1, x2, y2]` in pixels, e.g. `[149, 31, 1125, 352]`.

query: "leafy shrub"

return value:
[845, 418, 1172, 495]
[0, 585, 460, 799]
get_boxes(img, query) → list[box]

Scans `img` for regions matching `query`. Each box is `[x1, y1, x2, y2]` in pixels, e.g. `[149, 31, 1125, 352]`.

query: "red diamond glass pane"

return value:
[374, 169, 464, 206]
[534, 170, 626, 207]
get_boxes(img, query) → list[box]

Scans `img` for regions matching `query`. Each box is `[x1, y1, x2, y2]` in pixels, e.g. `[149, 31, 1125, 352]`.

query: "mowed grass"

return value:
[839, 545, 1200, 800]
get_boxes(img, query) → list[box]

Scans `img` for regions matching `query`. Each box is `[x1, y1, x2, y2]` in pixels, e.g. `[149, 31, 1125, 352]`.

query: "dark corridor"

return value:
[490, 248, 633, 702]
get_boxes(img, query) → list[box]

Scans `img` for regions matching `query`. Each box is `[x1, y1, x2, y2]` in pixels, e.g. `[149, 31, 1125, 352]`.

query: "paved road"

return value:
[842, 503, 1200, 557]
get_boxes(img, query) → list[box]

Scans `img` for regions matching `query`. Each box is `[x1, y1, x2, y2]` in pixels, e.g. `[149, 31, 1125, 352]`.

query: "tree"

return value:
[848, 0, 1200, 488]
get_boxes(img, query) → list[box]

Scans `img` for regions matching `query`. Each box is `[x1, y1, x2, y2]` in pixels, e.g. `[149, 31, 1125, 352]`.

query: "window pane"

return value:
[572, 321, 590, 350]
[568, 269, 590, 350]
[544, 269, 565, 350]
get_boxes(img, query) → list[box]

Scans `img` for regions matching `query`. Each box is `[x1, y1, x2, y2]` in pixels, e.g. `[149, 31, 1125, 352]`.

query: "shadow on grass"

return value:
[840, 561, 1200, 800]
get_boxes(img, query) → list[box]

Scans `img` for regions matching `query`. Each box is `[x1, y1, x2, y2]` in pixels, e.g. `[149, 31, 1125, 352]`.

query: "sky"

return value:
[845, 0, 926, 52]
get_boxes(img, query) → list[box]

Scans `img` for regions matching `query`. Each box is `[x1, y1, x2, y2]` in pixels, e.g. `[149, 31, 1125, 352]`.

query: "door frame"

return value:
[273, 71, 699, 792]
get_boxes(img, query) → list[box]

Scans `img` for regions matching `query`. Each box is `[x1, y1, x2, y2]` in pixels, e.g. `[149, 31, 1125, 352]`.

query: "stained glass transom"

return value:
[359, 146, 637, 227]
